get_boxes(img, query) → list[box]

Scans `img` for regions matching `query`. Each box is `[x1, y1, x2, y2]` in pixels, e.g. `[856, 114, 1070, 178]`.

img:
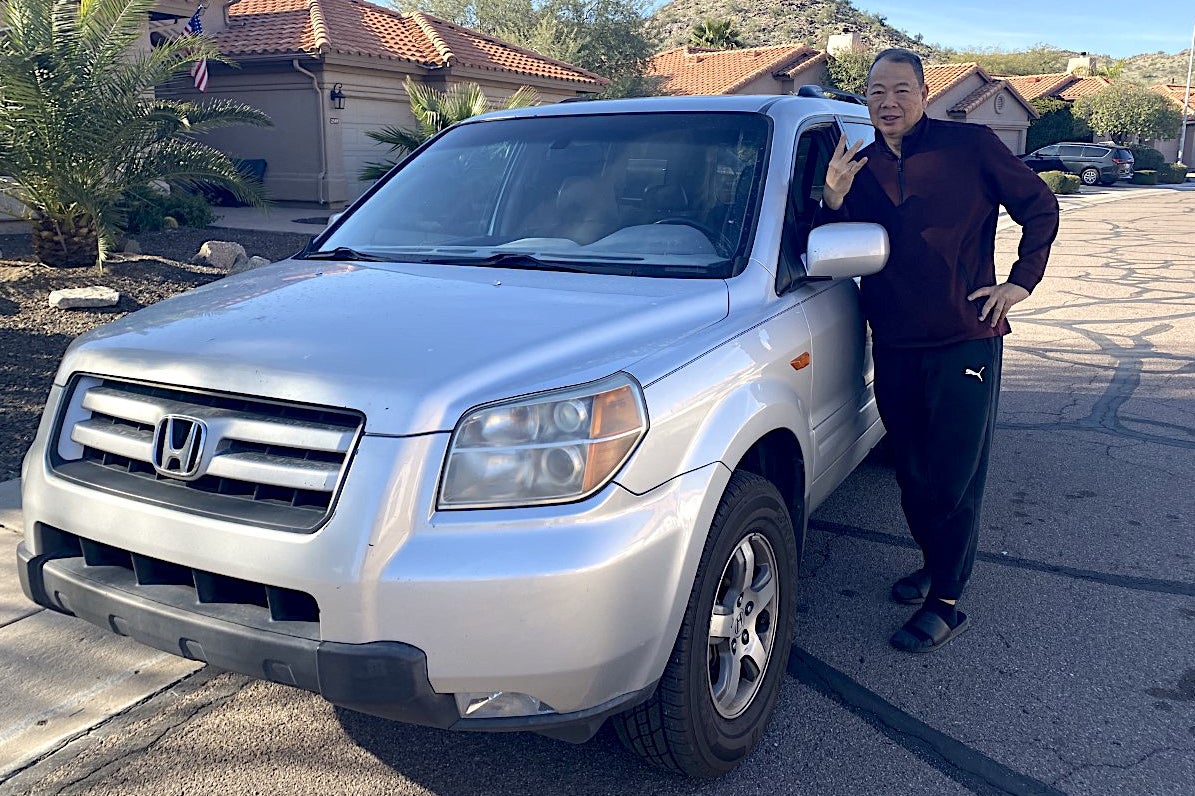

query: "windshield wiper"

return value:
[299, 246, 389, 262]
[413, 252, 598, 273]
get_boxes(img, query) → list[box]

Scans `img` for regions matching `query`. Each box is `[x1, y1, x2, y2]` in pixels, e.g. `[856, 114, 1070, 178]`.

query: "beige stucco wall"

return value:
[1151, 122, 1195, 164]
[927, 76, 1031, 154]
[162, 63, 327, 204]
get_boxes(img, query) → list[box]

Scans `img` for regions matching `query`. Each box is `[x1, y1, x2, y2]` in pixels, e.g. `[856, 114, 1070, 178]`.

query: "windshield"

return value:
[319, 112, 771, 277]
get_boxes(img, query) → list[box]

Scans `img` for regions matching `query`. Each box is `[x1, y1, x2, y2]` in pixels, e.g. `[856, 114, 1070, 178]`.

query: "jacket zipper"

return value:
[897, 157, 905, 204]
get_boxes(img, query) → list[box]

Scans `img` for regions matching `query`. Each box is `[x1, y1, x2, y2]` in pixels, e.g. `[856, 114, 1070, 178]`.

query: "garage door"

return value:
[992, 127, 1023, 155]
[340, 98, 415, 200]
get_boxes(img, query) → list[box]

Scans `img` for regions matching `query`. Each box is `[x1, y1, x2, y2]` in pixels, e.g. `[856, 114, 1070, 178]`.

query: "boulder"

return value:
[228, 255, 272, 276]
[48, 286, 120, 310]
[192, 240, 247, 270]
[122, 238, 141, 254]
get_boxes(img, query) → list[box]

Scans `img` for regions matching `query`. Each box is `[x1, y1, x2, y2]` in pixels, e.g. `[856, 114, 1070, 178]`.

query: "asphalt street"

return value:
[2, 186, 1192, 795]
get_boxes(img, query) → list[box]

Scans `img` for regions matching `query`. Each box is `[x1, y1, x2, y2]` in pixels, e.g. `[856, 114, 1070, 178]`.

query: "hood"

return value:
[59, 260, 729, 434]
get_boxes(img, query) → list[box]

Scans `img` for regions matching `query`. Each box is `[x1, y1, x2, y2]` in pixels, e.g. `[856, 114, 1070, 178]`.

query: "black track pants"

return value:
[872, 336, 1003, 601]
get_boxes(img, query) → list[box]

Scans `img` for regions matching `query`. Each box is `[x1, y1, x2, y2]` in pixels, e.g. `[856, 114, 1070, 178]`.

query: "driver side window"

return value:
[777, 123, 838, 294]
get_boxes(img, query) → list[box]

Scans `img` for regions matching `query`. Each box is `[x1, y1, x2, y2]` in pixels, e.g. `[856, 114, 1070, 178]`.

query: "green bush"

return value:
[1128, 145, 1165, 170]
[120, 189, 215, 234]
[1156, 163, 1190, 184]
[1131, 170, 1159, 185]
[1038, 170, 1081, 194]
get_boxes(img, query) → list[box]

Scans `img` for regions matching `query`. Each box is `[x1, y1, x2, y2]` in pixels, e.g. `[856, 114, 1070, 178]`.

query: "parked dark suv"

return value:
[1021, 142, 1134, 186]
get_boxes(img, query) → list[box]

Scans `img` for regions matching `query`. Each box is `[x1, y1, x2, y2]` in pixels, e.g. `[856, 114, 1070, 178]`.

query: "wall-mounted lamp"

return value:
[330, 83, 346, 110]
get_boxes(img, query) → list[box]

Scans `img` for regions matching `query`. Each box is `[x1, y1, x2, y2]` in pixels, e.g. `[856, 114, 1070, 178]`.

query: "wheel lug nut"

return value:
[745, 602, 754, 616]
[736, 595, 743, 607]
[731, 640, 737, 652]
[741, 631, 749, 644]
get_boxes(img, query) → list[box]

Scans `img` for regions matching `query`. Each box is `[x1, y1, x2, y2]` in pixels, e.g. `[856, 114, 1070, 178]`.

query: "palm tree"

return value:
[359, 78, 538, 181]
[688, 18, 745, 50]
[0, 0, 272, 268]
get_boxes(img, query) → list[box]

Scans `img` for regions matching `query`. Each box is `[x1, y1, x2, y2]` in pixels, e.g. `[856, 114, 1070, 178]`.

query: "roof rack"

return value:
[795, 84, 867, 106]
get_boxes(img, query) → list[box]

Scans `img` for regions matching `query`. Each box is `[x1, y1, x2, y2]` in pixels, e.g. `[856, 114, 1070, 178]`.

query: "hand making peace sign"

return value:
[822, 135, 868, 210]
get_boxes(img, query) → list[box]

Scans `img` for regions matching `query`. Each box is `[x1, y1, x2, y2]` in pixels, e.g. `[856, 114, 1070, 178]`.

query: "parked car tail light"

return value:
[1112, 157, 1125, 164]
[439, 374, 647, 509]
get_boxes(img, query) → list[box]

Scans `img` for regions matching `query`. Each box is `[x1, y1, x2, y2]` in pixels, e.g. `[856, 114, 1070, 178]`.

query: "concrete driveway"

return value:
[2, 186, 1192, 795]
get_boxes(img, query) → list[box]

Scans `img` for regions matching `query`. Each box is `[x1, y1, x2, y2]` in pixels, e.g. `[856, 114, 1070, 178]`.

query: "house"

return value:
[1149, 84, 1195, 164]
[151, 0, 607, 206]
[644, 44, 830, 96]
[644, 44, 1035, 154]
[922, 64, 1037, 154]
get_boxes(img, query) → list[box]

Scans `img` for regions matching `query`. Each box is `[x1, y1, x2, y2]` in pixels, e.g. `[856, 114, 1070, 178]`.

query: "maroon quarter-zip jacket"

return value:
[818, 116, 1059, 348]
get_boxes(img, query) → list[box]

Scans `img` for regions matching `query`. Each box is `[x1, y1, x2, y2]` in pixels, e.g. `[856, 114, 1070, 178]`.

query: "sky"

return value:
[854, 1, 1195, 58]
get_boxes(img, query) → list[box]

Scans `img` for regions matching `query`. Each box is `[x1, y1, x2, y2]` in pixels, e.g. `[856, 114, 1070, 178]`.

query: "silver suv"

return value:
[17, 96, 887, 778]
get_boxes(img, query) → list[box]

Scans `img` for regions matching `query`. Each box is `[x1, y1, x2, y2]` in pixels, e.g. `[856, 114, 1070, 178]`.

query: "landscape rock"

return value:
[122, 238, 141, 254]
[192, 240, 247, 270]
[48, 286, 120, 310]
[228, 255, 272, 276]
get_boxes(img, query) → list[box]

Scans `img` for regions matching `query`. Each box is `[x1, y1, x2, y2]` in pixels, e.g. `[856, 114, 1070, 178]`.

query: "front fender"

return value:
[616, 364, 813, 500]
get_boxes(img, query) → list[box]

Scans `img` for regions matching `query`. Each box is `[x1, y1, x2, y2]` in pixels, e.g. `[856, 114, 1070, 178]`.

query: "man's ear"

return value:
[920, 83, 929, 104]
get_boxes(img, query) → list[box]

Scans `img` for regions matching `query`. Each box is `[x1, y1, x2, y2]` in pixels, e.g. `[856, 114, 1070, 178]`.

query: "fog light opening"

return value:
[455, 691, 557, 719]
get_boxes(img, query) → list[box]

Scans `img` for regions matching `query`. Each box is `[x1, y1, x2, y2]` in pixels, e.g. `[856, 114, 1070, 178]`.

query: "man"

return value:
[818, 49, 1059, 652]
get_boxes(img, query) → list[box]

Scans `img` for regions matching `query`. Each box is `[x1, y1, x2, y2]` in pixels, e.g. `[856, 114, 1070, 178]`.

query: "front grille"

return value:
[51, 376, 364, 532]
[36, 524, 320, 633]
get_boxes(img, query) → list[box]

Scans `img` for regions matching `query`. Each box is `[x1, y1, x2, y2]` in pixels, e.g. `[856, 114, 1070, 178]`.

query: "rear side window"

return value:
[1082, 146, 1109, 158]
[1114, 148, 1133, 160]
[1059, 145, 1083, 157]
[1036, 145, 1059, 156]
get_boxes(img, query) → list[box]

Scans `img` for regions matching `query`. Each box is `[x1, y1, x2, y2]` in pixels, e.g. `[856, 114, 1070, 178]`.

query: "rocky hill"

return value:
[650, 0, 937, 55]
[1117, 50, 1193, 86]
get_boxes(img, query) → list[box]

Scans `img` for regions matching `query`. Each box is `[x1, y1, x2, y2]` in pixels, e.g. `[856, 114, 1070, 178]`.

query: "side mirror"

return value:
[805, 222, 889, 279]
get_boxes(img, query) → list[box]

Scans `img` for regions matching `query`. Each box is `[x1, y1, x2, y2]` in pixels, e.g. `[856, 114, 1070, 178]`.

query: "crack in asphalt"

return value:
[788, 646, 1066, 796]
[809, 519, 1195, 597]
[1049, 746, 1181, 789]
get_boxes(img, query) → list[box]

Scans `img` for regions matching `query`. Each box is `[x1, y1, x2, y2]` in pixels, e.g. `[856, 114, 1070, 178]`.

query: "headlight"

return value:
[439, 373, 647, 509]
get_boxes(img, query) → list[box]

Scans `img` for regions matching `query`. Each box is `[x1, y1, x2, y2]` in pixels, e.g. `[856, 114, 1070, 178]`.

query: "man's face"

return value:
[865, 59, 928, 143]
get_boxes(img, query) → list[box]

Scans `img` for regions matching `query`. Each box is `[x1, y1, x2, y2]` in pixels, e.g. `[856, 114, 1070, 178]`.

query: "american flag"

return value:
[182, 7, 208, 92]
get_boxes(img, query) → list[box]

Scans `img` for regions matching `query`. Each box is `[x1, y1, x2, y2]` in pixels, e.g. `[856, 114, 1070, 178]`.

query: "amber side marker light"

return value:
[791, 352, 812, 370]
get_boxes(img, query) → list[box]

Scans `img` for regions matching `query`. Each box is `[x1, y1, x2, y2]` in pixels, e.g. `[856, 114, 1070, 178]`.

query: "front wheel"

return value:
[1080, 167, 1101, 186]
[614, 470, 799, 778]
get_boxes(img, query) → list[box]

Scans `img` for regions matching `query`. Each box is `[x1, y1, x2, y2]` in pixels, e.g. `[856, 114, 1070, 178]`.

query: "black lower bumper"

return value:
[17, 541, 649, 742]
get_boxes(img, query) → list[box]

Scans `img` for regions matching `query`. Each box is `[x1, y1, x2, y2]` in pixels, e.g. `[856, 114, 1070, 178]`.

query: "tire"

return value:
[1080, 167, 1100, 186]
[614, 470, 799, 778]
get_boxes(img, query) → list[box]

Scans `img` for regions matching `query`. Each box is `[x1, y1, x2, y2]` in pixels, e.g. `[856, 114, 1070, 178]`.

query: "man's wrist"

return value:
[822, 189, 844, 210]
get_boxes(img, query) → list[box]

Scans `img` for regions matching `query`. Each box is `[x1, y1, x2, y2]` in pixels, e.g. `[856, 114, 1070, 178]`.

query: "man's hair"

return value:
[868, 48, 925, 87]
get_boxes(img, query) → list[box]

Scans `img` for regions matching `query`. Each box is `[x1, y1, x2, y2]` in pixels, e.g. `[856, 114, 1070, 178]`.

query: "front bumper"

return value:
[17, 539, 654, 741]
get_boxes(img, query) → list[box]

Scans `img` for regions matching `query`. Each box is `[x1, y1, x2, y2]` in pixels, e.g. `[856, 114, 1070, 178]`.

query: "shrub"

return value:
[1156, 163, 1190, 184]
[1131, 170, 1158, 185]
[1128, 145, 1165, 170]
[120, 189, 215, 234]
[1038, 170, 1081, 194]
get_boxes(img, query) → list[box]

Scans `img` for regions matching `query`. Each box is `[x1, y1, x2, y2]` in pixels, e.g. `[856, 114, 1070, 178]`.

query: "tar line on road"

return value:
[810, 519, 1195, 597]
[788, 647, 1066, 796]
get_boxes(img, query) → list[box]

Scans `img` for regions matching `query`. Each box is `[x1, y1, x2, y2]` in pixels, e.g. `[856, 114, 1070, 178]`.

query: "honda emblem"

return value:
[152, 415, 208, 479]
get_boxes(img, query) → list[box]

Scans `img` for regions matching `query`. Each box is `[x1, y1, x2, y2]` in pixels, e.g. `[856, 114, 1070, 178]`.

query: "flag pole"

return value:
[1180, 21, 1194, 166]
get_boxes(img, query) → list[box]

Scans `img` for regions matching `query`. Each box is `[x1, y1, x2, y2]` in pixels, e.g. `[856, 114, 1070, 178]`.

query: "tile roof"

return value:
[1056, 75, 1111, 101]
[645, 45, 824, 95]
[922, 63, 985, 103]
[945, 79, 1037, 119]
[212, 0, 605, 85]
[1152, 84, 1195, 115]
[1002, 73, 1073, 102]
[998, 73, 1111, 103]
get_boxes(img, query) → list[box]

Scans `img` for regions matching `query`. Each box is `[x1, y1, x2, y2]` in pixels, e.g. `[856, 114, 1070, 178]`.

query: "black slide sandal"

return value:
[891, 567, 931, 605]
[890, 608, 972, 653]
